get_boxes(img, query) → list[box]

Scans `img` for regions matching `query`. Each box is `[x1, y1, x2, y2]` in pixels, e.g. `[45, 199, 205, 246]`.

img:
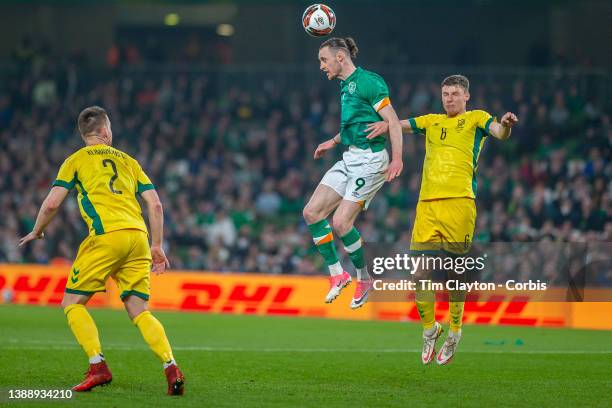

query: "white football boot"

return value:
[436, 330, 461, 365]
[421, 322, 443, 365]
[325, 271, 352, 303]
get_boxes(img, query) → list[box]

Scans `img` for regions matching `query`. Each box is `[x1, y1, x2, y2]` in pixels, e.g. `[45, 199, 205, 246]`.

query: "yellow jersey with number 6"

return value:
[408, 110, 494, 200]
[53, 144, 154, 236]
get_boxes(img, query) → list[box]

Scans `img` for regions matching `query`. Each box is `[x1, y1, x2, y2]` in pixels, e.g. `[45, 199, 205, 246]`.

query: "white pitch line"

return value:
[1, 340, 611, 354]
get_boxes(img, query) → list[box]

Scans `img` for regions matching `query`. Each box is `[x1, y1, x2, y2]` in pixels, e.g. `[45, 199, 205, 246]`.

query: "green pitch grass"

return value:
[1, 305, 611, 407]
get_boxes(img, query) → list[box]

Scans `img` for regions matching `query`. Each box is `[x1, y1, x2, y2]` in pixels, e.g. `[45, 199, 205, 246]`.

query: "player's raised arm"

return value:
[488, 112, 518, 140]
[140, 189, 170, 274]
[18, 186, 70, 246]
[377, 104, 403, 181]
[365, 118, 414, 139]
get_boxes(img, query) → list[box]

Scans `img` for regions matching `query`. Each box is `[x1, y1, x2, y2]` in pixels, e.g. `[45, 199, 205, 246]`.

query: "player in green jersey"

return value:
[302, 37, 403, 309]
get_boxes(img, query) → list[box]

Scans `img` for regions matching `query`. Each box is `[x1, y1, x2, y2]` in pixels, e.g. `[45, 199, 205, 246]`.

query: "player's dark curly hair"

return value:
[78, 105, 109, 137]
[442, 75, 470, 91]
[320, 37, 359, 59]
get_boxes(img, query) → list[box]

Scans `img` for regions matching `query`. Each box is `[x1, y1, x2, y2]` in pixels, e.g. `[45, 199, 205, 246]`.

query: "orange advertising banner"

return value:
[1, 264, 611, 330]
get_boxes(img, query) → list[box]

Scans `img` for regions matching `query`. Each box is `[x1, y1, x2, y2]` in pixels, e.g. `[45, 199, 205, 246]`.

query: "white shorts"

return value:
[320, 146, 389, 210]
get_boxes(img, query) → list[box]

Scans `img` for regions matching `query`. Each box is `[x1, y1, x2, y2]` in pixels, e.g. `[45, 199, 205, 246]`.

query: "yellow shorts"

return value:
[65, 229, 152, 301]
[410, 198, 476, 255]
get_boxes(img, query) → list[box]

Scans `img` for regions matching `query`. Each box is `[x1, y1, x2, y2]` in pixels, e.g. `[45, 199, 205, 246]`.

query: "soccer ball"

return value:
[302, 4, 336, 37]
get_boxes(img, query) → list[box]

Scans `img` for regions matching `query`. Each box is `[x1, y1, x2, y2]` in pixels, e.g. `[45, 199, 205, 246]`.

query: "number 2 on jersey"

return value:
[102, 159, 123, 195]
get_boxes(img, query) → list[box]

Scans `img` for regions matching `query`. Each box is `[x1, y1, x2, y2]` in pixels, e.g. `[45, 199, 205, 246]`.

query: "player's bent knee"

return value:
[60, 293, 90, 309]
[331, 215, 352, 237]
[123, 295, 148, 320]
[60, 298, 73, 309]
[127, 306, 148, 321]
[303, 206, 322, 224]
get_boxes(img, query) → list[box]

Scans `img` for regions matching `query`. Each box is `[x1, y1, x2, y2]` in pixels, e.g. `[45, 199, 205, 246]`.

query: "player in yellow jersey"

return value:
[365, 75, 518, 365]
[18, 106, 185, 395]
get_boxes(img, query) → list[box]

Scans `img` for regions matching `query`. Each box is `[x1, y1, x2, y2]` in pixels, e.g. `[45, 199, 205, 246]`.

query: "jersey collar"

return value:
[342, 66, 361, 85]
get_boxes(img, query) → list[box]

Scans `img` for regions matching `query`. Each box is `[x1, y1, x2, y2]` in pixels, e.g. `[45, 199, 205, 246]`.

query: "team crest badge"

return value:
[456, 118, 465, 131]
[348, 82, 356, 94]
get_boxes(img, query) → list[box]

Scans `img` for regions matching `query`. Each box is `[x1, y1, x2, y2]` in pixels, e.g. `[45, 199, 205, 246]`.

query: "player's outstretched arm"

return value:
[365, 119, 413, 139]
[18, 186, 69, 247]
[377, 104, 403, 181]
[314, 133, 340, 159]
[141, 189, 170, 274]
[489, 112, 518, 140]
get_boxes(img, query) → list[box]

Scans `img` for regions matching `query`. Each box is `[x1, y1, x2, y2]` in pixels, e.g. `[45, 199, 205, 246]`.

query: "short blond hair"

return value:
[442, 75, 469, 92]
[77, 105, 108, 137]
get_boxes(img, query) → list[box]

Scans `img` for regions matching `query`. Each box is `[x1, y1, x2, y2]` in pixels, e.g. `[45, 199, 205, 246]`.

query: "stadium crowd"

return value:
[0, 57, 609, 276]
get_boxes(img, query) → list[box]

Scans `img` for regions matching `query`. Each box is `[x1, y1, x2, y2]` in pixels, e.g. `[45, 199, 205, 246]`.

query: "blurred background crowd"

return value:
[1, 35, 609, 277]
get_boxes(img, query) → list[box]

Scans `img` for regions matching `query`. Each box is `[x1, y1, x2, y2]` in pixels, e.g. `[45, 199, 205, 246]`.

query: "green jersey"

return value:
[339, 67, 390, 152]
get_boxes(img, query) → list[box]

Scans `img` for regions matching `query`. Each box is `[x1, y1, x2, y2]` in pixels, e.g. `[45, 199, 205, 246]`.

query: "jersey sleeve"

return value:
[475, 110, 495, 135]
[363, 75, 391, 112]
[52, 157, 76, 190]
[135, 161, 155, 195]
[407, 114, 438, 135]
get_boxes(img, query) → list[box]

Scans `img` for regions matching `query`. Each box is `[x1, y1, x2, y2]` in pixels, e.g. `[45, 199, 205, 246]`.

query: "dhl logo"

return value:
[0, 271, 567, 327]
[179, 283, 300, 315]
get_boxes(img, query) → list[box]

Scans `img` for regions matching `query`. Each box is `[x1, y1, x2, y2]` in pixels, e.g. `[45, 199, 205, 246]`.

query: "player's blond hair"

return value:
[442, 75, 469, 92]
[77, 105, 108, 137]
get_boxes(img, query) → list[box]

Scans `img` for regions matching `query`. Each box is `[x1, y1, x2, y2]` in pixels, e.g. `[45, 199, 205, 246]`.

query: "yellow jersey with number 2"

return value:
[53, 144, 154, 236]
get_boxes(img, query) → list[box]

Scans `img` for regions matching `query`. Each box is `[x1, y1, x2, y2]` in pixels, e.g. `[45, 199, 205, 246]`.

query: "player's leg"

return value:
[124, 296, 175, 363]
[124, 296, 184, 395]
[332, 199, 364, 273]
[435, 289, 464, 366]
[303, 168, 352, 303]
[62, 235, 116, 391]
[62, 293, 113, 391]
[410, 201, 444, 364]
[331, 199, 371, 308]
[116, 230, 184, 395]
[435, 198, 477, 365]
[414, 262, 442, 365]
[61, 293, 105, 362]
[337, 148, 389, 309]
[303, 180, 344, 277]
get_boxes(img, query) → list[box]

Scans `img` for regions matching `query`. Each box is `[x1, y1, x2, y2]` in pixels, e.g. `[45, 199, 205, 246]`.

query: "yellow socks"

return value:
[416, 300, 464, 332]
[416, 285, 465, 333]
[64, 305, 175, 365]
[449, 301, 464, 333]
[416, 301, 436, 330]
[133, 311, 174, 362]
[64, 304, 102, 358]
[415, 287, 436, 331]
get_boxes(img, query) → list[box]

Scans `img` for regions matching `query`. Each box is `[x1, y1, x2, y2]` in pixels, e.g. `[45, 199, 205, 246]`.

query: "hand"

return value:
[500, 112, 518, 128]
[18, 231, 44, 247]
[385, 160, 403, 181]
[151, 245, 170, 275]
[365, 121, 389, 139]
[314, 139, 337, 159]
